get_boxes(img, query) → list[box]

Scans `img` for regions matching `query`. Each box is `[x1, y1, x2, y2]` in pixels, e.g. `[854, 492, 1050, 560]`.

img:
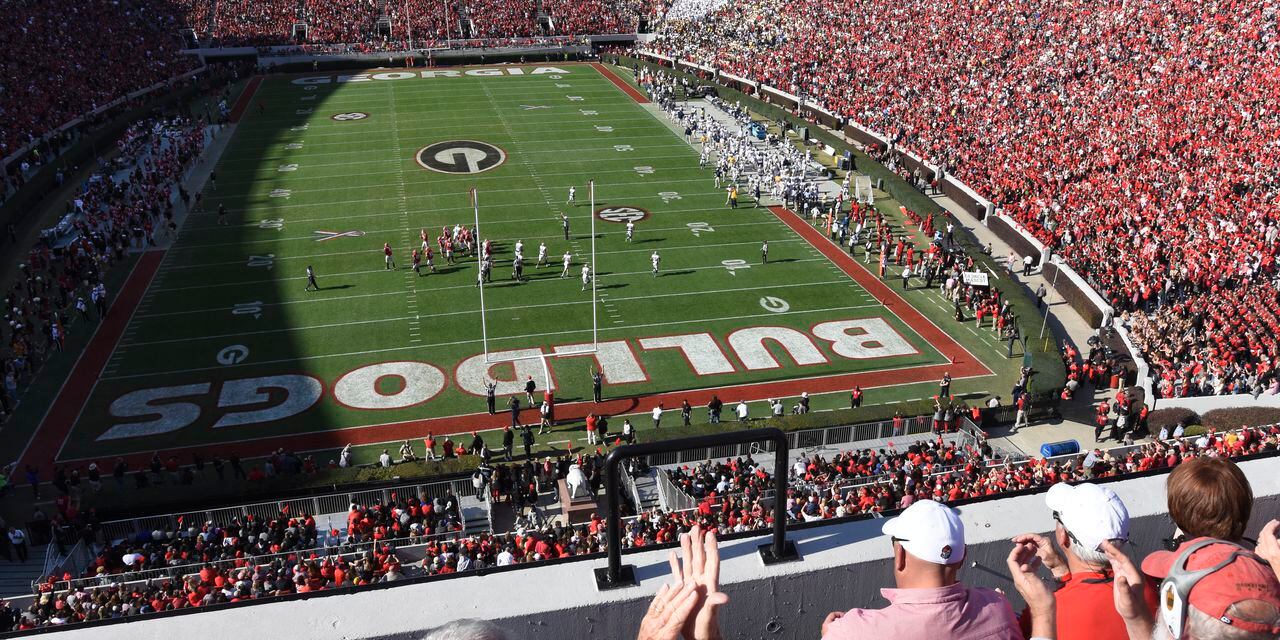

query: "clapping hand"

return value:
[637, 525, 729, 640]
[1007, 541, 1056, 638]
[1101, 540, 1154, 639]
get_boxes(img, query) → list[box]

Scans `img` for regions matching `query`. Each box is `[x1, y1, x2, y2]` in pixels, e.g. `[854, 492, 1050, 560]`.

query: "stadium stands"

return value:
[1, 116, 209, 425]
[643, 0, 1280, 398]
[7, 423, 1276, 631]
[0, 0, 198, 164]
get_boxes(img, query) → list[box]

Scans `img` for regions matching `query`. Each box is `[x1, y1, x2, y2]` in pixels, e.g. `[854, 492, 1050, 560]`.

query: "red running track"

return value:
[15, 251, 167, 474]
[591, 62, 650, 103]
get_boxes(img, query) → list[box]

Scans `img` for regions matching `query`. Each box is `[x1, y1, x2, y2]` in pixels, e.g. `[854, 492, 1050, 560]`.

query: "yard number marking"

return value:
[259, 218, 285, 230]
[634, 166, 654, 176]
[722, 259, 750, 276]
[247, 254, 275, 269]
[232, 302, 263, 320]
[687, 222, 714, 236]
[659, 191, 681, 202]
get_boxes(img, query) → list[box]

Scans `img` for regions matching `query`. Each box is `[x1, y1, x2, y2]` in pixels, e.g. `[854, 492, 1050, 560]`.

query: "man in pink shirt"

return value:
[821, 499, 1024, 640]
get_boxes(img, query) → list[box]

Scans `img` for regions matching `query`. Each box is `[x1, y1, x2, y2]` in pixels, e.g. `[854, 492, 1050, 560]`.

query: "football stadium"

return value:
[0, 1, 1278, 638]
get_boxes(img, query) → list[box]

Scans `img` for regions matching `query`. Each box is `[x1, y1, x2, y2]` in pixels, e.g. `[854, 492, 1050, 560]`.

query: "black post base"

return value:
[594, 564, 637, 590]
[758, 540, 801, 565]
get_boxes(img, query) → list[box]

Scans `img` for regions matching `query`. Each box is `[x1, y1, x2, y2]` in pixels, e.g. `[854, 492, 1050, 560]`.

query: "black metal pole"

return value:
[596, 427, 799, 590]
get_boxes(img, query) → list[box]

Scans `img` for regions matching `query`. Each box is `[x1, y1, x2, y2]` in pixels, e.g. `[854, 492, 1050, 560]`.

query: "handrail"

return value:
[596, 428, 799, 590]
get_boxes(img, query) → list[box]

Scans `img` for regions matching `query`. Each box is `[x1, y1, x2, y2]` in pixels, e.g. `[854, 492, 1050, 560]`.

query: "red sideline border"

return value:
[228, 76, 264, 123]
[14, 251, 166, 475]
[36, 66, 994, 470]
[590, 62, 650, 103]
[766, 205, 990, 374]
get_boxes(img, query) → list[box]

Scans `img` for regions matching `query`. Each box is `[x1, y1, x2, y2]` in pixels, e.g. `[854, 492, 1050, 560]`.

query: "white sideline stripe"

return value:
[102, 303, 880, 380]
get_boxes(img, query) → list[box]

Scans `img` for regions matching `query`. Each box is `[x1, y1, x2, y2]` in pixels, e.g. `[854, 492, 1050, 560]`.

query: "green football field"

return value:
[37, 63, 1007, 465]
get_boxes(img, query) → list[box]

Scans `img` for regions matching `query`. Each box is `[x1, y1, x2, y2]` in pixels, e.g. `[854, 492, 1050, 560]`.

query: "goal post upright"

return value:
[590, 179, 599, 350]
[473, 187, 490, 358]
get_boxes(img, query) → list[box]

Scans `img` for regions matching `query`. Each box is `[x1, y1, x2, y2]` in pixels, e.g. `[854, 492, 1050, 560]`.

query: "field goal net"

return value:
[471, 184, 600, 389]
[853, 175, 874, 205]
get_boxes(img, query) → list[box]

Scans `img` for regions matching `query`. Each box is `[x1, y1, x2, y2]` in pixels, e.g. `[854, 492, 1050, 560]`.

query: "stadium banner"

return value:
[961, 271, 990, 287]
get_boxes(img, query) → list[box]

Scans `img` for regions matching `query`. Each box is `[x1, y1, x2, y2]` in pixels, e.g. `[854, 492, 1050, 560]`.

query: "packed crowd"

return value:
[1, 115, 209, 425]
[6, 421, 1278, 631]
[0, 0, 198, 166]
[644, 0, 1280, 398]
[623, 456, 1280, 640]
[206, 0, 654, 47]
[3, 549, 403, 630]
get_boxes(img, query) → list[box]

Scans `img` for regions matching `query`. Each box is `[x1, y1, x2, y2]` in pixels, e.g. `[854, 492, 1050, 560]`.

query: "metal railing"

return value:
[654, 469, 698, 513]
[596, 428, 799, 590]
[98, 476, 475, 543]
[47, 526, 472, 594]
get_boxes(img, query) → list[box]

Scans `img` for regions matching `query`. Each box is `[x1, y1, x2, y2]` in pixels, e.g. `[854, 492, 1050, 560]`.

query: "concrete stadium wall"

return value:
[36, 456, 1280, 640]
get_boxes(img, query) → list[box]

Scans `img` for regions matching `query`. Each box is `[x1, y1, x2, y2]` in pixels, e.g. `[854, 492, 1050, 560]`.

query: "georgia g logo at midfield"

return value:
[416, 141, 506, 174]
[595, 206, 651, 223]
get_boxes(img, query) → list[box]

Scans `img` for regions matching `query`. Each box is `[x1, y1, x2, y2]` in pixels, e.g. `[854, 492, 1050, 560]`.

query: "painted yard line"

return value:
[102, 302, 881, 381]
[18, 252, 167, 474]
[231, 118, 665, 152]
[136, 256, 833, 319]
[226, 141, 675, 167]
[154, 214, 787, 273]
[214, 144, 708, 175]
[189, 182, 724, 220]
[168, 206, 778, 263]
[229, 109, 664, 141]
[192, 179, 720, 215]
[142, 241, 819, 317]
[217, 140, 696, 177]
[169, 224, 794, 258]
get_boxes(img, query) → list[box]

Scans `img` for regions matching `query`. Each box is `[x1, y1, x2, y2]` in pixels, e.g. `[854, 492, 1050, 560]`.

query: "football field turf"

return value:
[27, 63, 1001, 466]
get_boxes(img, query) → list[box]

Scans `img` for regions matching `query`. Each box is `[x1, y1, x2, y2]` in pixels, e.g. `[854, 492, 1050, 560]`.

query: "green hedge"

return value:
[1147, 408, 1201, 433]
[1199, 407, 1280, 430]
[614, 56, 1064, 396]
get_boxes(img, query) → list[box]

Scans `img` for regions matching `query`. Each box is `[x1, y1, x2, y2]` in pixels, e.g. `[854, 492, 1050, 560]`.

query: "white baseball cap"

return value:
[1044, 482, 1129, 552]
[882, 499, 965, 565]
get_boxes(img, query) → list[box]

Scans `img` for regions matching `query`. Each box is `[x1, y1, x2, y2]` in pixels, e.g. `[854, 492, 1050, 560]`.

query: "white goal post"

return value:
[472, 184, 600, 390]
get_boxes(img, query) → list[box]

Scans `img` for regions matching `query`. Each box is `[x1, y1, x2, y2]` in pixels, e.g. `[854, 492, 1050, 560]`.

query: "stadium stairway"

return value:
[632, 468, 661, 510]
[0, 543, 50, 596]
